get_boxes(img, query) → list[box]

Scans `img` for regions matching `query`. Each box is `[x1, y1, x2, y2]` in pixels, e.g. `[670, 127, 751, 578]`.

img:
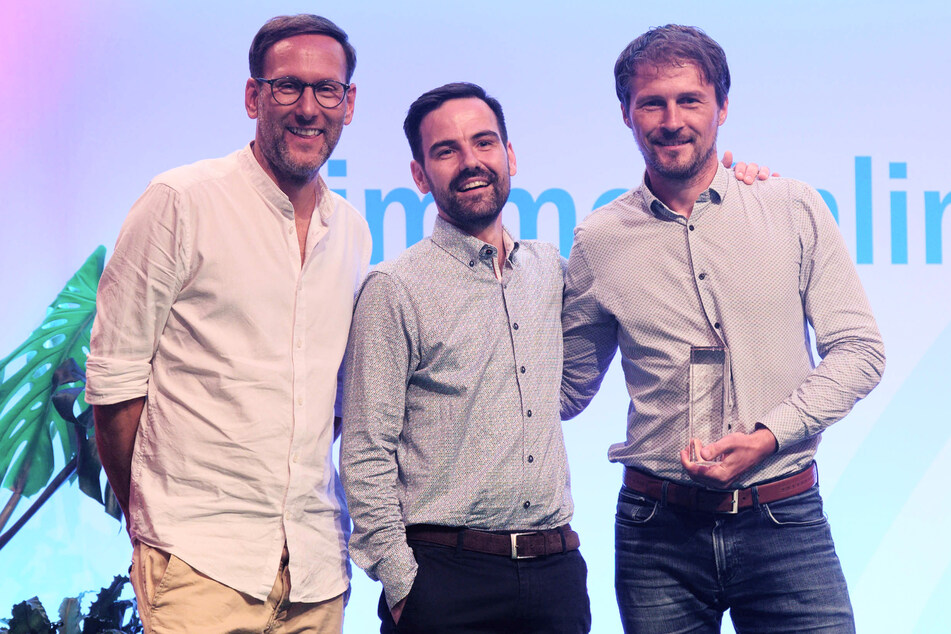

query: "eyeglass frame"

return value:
[253, 76, 352, 108]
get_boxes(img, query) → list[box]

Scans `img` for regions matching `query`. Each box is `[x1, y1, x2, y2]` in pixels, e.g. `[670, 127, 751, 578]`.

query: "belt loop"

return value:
[751, 485, 761, 507]
[661, 480, 670, 507]
[558, 525, 567, 553]
[455, 528, 465, 555]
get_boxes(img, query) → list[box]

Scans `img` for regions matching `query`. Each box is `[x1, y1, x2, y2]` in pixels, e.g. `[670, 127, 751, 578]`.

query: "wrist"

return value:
[753, 424, 778, 454]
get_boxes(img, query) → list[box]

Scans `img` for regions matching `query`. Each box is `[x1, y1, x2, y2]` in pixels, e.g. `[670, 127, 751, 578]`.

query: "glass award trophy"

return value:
[687, 346, 727, 466]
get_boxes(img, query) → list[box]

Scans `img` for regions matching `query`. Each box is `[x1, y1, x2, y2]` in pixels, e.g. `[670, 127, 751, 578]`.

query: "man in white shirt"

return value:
[85, 14, 371, 633]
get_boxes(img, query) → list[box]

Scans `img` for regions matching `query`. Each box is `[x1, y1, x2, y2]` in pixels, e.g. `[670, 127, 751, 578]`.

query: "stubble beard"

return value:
[639, 130, 718, 182]
[259, 111, 343, 185]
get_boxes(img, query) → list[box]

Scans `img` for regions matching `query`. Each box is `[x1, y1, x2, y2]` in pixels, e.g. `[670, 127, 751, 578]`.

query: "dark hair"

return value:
[614, 24, 730, 110]
[249, 14, 356, 81]
[403, 82, 508, 164]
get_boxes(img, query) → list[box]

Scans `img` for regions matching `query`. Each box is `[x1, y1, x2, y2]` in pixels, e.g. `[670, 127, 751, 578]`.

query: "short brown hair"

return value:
[615, 24, 729, 110]
[249, 14, 356, 81]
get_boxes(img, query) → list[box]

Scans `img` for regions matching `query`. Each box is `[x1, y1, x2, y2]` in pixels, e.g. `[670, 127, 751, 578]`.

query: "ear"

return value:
[245, 78, 261, 119]
[621, 102, 633, 130]
[410, 160, 430, 194]
[343, 82, 356, 126]
[718, 97, 728, 126]
[506, 141, 517, 177]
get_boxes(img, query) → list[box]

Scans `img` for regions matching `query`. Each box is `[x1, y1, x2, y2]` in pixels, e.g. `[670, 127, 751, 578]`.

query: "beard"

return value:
[638, 128, 718, 181]
[427, 166, 511, 231]
[256, 110, 344, 185]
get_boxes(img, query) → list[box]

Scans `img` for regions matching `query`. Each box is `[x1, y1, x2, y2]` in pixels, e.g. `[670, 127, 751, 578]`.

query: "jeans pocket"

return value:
[616, 488, 660, 526]
[762, 487, 829, 528]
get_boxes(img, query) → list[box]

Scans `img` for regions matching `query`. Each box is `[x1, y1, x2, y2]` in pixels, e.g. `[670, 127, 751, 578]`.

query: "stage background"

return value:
[2, 2, 949, 632]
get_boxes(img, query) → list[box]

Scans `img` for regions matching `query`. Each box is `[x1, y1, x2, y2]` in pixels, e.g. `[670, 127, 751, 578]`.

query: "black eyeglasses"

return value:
[254, 76, 351, 108]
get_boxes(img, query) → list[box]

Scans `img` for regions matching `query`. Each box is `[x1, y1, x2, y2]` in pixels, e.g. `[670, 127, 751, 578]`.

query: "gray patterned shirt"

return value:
[562, 163, 885, 486]
[342, 216, 572, 606]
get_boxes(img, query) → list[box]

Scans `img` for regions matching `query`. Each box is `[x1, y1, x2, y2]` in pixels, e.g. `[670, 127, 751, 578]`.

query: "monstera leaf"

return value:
[0, 247, 104, 511]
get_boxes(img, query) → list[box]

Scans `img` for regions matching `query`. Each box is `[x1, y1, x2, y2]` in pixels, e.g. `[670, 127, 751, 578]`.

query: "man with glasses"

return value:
[86, 14, 370, 633]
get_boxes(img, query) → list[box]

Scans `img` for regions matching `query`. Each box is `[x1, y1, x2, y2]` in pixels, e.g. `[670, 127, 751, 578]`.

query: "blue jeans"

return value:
[615, 483, 854, 633]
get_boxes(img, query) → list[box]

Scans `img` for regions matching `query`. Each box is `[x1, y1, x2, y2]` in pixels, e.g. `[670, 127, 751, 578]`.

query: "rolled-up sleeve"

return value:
[86, 184, 190, 405]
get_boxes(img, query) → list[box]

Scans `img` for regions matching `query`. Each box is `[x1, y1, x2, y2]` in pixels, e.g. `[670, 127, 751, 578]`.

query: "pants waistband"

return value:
[405, 524, 580, 559]
[622, 462, 818, 514]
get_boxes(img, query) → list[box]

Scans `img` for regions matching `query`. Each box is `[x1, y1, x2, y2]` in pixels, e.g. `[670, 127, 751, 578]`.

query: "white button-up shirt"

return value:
[86, 144, 371, 602]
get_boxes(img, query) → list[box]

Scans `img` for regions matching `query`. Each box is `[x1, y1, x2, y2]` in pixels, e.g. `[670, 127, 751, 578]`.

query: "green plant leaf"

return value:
[56, 597, 80, 634]
[50, 361, 104, 506]
[7, 597, 51, 633]
[0, 247, 104, 499]
[86, 576, 127, 623]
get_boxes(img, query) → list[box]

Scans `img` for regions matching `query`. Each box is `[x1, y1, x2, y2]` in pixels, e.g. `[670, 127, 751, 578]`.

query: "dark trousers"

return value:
[379, 541, 591, 633]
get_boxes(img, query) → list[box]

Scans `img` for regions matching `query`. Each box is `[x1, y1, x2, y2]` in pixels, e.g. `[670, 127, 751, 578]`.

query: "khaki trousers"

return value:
[130, 541, 344, 634]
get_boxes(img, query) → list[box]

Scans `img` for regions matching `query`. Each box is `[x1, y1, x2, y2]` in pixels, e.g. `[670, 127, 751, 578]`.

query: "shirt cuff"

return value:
[756, 401, 808, 451]
[377, 546, 419, 608]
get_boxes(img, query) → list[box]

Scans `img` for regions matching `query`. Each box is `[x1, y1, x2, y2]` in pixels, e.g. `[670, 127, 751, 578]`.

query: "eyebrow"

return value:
[636, 90, 707, 104]
[426, 130, 501, 157]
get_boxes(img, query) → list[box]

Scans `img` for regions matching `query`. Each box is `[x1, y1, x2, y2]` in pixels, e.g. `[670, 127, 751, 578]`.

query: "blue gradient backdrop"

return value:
[1, 2, 949, 632]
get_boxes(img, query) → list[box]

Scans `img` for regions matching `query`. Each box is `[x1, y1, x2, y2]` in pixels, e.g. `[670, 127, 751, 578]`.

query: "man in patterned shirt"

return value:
[561, 25, 885, 633]
[341, 82, 591, 633]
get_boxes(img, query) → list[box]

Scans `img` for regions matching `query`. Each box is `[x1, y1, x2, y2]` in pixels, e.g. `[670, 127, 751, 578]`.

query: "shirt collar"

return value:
[238, 143, 334, 225]
[430, 215, 520, 271]
[639, 162, 727, 220]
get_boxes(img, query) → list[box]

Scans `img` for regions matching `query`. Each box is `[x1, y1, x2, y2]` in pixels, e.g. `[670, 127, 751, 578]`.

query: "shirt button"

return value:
[689, 225, 695, 231]
[698, 273, 706, 280]
[526, 409, 532, 417]
[523, 501, 531, 509]
[297, 396, 303, 406]
[714, 322, 721, 329]
[296, 339, 303, 348]
[288, 227, 294, 235]
[513, 322, 519, 330]
[520, 366, 526, 374]
[292, 453, 300, 463]
[469, 260, 475, 267]
[527, 455, 534, 463]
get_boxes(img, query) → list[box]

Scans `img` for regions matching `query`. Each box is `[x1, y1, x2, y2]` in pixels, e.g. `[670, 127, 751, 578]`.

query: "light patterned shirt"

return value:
[562, 163, 885, 486]
[341, 216, 573, 606]
[86, 145, 372, 602]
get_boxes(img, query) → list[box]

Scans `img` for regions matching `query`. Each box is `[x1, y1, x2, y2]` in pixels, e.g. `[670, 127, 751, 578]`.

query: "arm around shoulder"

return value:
[561, 233, 620, 420]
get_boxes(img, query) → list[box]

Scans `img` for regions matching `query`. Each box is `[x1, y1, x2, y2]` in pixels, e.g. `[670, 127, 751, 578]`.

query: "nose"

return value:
[660, 104, 683, 131]
[295, 87, 321, 118]
[459, 145, 481, 169]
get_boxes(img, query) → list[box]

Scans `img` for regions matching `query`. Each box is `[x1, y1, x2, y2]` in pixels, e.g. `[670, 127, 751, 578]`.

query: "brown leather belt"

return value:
[623, 462, 818, 514]
[405, 524, 580, 559]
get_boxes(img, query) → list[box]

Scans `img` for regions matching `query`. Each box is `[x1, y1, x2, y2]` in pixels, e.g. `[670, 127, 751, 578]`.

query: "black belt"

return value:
[405, 524, 580, 559]
[623, 462, 818, 514]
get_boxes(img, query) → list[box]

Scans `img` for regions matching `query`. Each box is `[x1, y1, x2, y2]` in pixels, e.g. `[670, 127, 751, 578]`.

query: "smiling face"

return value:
[410, 97, 516, 232]
[622, 62, 727, 185]
[245, 33, 355, 188]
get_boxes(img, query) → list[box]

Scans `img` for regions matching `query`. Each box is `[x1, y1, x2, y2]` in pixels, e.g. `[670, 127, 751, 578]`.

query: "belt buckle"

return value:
[509, 532, 538, 559]
[716, 489, 740, 514]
